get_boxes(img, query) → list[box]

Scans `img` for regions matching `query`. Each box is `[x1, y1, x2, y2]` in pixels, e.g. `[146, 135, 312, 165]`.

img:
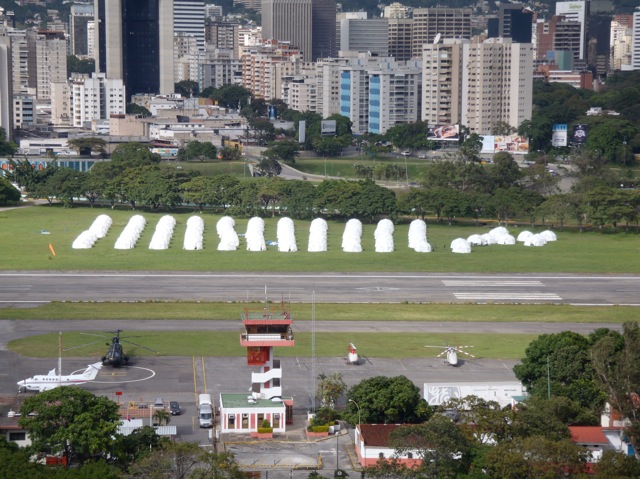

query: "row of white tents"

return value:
[73, 215, 557, 253]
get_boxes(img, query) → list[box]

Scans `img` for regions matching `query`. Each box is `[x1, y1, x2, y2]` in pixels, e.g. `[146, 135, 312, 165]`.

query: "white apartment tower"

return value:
[633, 9, 640, 70]
[31, 32, 67, 100]
[0, 30, 12, 139]
[68, 73, 125, 128]
[462, 38, 533, 134]
[174, 0, 205, 51]
[422, 39, 466, 126]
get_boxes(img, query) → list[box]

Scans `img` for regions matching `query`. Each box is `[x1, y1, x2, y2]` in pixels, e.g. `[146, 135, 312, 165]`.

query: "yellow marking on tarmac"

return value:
[192, 356, 198, 404]
[110, 372, 127, 377]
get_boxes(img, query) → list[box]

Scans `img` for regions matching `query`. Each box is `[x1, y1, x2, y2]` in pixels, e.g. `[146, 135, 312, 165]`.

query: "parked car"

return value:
[152, 398, 165, 409]
[418, 154, 427, 159]
[169, 401, 181, 415]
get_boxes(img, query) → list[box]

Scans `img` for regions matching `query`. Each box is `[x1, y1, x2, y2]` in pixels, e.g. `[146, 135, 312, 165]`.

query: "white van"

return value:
[198, 393, 213, 428]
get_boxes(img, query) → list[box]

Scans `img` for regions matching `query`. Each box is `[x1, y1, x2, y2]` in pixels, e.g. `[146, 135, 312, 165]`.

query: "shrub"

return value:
[311, 407, 341, 426]
[307, 425, 330, 433]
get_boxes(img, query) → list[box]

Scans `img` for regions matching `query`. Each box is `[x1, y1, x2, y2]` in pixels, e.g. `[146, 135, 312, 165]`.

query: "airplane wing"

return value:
[38, 384, 60, 392]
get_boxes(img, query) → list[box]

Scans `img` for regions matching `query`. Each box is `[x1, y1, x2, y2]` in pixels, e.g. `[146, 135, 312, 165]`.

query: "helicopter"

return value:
[424, 344, 475, 366]
[66, 330, 158, 367]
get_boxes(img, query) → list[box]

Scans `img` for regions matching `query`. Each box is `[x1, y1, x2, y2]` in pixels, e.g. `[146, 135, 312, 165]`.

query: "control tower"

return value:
[240, 304, 294, 400]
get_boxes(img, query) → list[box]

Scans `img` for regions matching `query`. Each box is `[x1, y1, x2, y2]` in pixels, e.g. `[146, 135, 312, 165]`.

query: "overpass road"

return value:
[0, 271, 639, 306]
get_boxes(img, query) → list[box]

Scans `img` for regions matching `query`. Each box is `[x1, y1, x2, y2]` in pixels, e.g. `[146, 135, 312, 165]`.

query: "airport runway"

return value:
[1, 271, 639, 306]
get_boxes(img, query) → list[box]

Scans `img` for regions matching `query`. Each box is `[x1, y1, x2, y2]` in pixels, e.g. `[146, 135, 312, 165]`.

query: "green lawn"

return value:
[0, 205, 638, 272]
[0, 301, 633, 323]
[166, 160, 247, 177]
[292, 155, 427, 180]
[8, 330, 538, 359]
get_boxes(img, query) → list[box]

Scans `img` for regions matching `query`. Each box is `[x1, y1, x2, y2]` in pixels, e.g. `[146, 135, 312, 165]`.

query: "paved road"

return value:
[1, 271, 639, 306]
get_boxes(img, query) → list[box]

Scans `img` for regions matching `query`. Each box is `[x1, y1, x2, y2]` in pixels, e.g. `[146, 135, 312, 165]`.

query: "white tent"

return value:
[451, 238, 472, 254]
[277, 217, 298, 252]
[540, 230, 557, 241]
[524, 234, 546, 247]
[184, 216, 204, 250]
[149, 215, 176, 250]
[408, 219, 431, 253]
[342, 219, 362, 253]
[467, 234, 487, 246]
[517, 230, 533, 242]
[488, 226, 509, 243]
[245, 217, 266, 252]
[374, 219, 394, 253]
[89, 214, 112, 239]
[216, 216, 239, 251]
[308, 218, 328, 252]
[72, 230, 98, 249]
[496, 234, 516, 245]
[114, 215, 146, 250]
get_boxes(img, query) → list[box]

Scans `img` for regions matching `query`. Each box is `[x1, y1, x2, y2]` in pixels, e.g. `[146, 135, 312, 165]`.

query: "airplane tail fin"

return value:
[82, 362, 102, 379]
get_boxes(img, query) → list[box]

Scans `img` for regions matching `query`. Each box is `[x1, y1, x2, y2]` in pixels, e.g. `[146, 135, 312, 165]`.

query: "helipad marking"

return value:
[91, 366, 156, 384]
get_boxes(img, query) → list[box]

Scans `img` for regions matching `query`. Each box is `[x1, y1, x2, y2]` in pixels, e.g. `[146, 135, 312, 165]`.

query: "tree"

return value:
[152, 409, 171, 426]
[126, 103, 152, 118]
[176, 141, 217, 162]
[110, 142, 161, 169]
[388, 414, 472, 479]
[278, 180, 316, 219]
[486, 436, 587, 479]
[126, 441, 204, 479]
[316, 372, 347, 408]
[174, 80, 199, 98]
[18, 386, 120, 467]
[46, 168, 86, 207]
[263, 139, 300, 165]
[487, 152, 522, 190]
[591, 322, 640, 456]
[0, 127, 18, 156]
[249, 117, 276, 146]
[592, 450, 640, 479]
[0, 177, 21, 205]
[218, 146, 241, 161]
[255, 157, 282, 178]
[346, 376, 431, 425]
[67, 137, 107, 156]
[190, 451, 246, 479]
[202, 84, 251, 110]
[67, 55, 94, 76]
[514, 331, 606, 413]
[119, 166, 186, 210]
[440, 396, 514, 444]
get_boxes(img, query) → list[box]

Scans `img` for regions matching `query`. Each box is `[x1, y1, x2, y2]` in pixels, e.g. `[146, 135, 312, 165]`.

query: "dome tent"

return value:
[114, 215, 146, 250]
[184, 216, 204, 250]
[540, 230, 557, 241]
[408, 219, 431, 252]
[245, 217, 266, 252]
[517, 230, 533, 242]
[374, 219, 394, 253]
[308, 218, 328, 252]
[277, 217, 297, 252]
[451, 238, 471, 254]
[342, 219, 362, 253]
[216, 216, 239, 251]
[72, 230, 98, 249]
[524, 234, 546, 247]
[149, 215, 176, 250]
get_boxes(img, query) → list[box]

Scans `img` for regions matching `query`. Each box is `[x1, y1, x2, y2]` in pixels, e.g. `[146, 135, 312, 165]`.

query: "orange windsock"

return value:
[48, 243, 56, 256]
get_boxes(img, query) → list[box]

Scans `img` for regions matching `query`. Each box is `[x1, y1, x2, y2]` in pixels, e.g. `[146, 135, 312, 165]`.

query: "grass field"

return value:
[0, 301, 633, 323]
[8, 330, 538, 360]
[291, 155, 426, 180]
[1, 205, 639, 273]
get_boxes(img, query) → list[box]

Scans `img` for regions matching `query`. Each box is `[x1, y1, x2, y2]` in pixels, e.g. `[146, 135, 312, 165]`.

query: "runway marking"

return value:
[355, 287, 401, 291]
[454, 293, 561, 300]
[91, 366, 155, 384]
[443, 280, 545, 287]
[0, 301, 50, 303]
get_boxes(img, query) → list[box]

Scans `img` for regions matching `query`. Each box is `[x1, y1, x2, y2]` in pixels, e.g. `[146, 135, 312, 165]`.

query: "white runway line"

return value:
[453, 293, 562, 300]
[443, 280, 545, 287]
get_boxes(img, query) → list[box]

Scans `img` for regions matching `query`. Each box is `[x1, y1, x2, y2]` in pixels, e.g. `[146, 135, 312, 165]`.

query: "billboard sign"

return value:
[268, 105, 277, 120]
[572, 124, 588, 144]
[552, 124, 568, 147]
[321, 120, 337, 136]
[298, 120, 306, 143]
[480, 135, 529, 154]
[427, 124, 460, 141]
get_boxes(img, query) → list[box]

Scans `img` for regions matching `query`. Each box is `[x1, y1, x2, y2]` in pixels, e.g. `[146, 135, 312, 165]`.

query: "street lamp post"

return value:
[349, 399, 361, 429]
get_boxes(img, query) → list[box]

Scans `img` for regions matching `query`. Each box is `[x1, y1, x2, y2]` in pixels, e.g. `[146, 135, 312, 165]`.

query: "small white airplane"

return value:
[425, 345, 475, 366]
[17, 362, 102, 393]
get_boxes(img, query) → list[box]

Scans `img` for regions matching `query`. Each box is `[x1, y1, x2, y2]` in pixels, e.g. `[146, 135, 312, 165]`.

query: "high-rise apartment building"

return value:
[95, 0, 174, 99]
[633, 8, 640, 70]
[0, 30, 12, 139]
[13, 95, 34, 129]
[70, 3, 94, 57]
[388, 18, 412, 61]
[412, 8, 471, 59]
[262, 0, 312, 61]
[174, 32, 200, 82]
[422, 39, 465, 127]
[9, 31, 28, 96]
[200, 49, 242, 89]
[556, 0, 589, 60]
[462, 38, 533, 134]
[338, 18, 388, 56]
[68, 72, 125, 128]
[27, 30, 67, 100]
[610, 15, 633, 70]
[487, 4, 533, 43]
[174, 0, 205, 51]
[205, 21, 239, 51]
[262, 0, 336, 61]
[311, 0, 337, 60]
[339, 56, 421, 134]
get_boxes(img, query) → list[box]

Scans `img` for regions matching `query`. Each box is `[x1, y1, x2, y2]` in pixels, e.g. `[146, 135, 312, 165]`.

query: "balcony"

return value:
[240, 328, 294, 347]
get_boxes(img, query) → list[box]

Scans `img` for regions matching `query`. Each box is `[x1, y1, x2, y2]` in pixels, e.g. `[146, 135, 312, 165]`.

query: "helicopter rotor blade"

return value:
[120, 339, 159, 354]
[63, 340, 104, 351]
[80, 332, 110, 339]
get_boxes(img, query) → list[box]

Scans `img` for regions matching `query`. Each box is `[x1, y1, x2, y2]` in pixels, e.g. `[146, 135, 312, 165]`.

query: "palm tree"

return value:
[153, 409, 171, 426]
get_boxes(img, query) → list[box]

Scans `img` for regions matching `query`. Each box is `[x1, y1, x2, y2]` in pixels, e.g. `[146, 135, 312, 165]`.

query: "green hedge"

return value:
[257, 427, 273, 434]
[307, 425, 330, 433]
